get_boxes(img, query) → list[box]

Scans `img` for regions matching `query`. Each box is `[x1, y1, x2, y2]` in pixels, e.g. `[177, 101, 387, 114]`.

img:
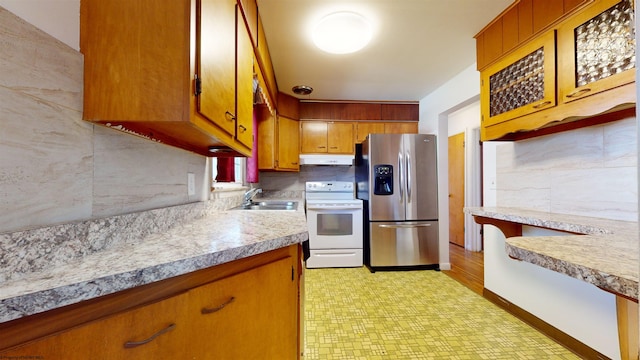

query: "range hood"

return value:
[299, 154, 354, 166]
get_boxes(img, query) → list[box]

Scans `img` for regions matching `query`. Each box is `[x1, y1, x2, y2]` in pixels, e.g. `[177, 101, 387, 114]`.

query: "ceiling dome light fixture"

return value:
[292, 85, 313, 96]
[312, 11, 372, 54]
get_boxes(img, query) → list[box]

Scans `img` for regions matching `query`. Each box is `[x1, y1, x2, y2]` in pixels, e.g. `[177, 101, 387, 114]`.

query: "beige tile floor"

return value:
[303, 267, 580, 359]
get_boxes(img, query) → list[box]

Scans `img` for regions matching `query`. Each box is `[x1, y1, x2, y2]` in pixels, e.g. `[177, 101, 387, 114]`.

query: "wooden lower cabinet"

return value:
[188, 256, 297, 359]
[2, 292, 189, 360]
[0, 246, 300, 359]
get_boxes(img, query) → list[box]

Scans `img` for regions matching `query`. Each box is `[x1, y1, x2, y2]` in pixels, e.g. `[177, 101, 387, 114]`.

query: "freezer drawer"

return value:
[369, 221, 438, 267]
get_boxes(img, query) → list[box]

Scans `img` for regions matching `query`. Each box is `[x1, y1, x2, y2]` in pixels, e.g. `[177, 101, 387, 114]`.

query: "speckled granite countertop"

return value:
[465, 207, 638, 300]
[0, 201, 308, 324]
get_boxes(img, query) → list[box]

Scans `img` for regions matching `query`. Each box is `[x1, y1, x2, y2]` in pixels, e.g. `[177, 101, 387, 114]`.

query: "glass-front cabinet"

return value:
[480, 30, 556, 128]
[557, 0, 636, 104]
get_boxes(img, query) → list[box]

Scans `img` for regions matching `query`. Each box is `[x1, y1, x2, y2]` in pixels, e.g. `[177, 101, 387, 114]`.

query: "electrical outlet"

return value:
[187, 172, 195, 196]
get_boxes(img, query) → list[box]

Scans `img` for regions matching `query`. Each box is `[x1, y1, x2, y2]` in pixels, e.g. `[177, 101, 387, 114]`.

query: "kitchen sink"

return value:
[232, 200, 298, 211]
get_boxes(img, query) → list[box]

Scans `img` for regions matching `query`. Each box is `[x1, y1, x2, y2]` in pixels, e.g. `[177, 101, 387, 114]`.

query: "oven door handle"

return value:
[379, 223, 431, 229]
[306, 206, 361, 211]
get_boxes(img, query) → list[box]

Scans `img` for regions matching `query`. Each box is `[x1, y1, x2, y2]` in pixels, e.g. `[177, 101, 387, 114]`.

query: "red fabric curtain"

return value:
[216, 157, 235, 182]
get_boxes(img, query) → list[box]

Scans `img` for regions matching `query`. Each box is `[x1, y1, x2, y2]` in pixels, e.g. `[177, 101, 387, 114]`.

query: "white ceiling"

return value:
[257, 0, 513, 102]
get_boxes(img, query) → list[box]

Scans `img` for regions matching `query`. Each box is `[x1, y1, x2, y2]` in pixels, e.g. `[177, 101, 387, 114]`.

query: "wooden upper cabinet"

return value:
[300, 121, 355, 154]
[277, 116, 300, 170]
[278, 92, 300, 119]
[476, 0, 589, 71]
[482, 18, 503, 67]
[235, 6, 254, 149]
[557, 0, 636, 104]
[518, 0, 534, 42]
[356, 122, 385, 143]
[300, 121, 328, 153]
[481, 30, 556, 128]
[238, 0, 258, 46]
[384, 122, 419, 134]
[80, 0, 253, 157]
[381, 104, 419, 121]
[327, 122, 355, 153]
[502, 6, 519, 53]
[532, 0, 564, 33]
[256, 14, 278, 107]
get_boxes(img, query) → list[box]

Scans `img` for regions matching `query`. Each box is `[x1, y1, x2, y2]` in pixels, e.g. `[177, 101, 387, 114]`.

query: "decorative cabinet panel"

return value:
[481, 30, 556, 128]
[557, 0, 636, 104]
[81, 0, 254, 157]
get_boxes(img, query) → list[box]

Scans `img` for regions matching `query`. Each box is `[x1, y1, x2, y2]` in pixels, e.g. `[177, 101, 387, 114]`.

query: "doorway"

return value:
[448, 132, 465, 248]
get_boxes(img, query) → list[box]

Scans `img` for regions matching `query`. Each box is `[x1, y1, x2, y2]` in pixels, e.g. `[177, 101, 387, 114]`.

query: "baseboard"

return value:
[483, 288, 610, 360]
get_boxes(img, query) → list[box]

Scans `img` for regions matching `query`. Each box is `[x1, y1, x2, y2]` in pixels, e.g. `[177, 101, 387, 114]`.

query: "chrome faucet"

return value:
[243, 187, 262, 205]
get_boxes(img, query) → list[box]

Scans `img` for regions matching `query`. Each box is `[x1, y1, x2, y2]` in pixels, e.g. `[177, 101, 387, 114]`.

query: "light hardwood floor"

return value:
[442, 242, 484, 295]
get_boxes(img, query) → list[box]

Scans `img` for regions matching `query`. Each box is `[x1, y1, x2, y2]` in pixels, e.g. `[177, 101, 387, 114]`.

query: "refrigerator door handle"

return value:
[398, 151, 404, 204]
[406, 151, 411, 202]
[379, 223, 432, 228]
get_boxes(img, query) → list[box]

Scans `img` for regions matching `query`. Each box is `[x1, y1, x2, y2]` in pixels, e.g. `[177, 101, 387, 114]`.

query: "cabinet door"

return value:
[327, 122, 355, 153]
[1, 293, 188, 360]
[277, 116, 300, 170]
[300, 121, 328, 153]
[557, 0, 635, 104]
[257, 105, 276, 170]
[236, 7, 254, 148]
[197, 0, 237, 136]
[384, 122, 418, 134]
[480, 30, 556, 127]
[186, 257, 298, 359]
[356, 122, 385, 143]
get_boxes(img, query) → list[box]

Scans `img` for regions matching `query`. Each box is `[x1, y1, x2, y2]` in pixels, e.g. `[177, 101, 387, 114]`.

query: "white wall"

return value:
[420, 63, 481, 269]
[0, 0, 79, 50]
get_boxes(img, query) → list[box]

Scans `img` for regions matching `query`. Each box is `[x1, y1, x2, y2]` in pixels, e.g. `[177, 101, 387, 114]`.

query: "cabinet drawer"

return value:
[1, 293, 188, 360]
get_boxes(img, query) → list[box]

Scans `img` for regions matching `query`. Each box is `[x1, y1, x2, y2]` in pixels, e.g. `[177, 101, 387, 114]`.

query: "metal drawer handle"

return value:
[379, 224, 432, 229]
[532, 100, 552, 109]
[225, 111, 236, 121]
[238, 125, 247, 132]
[123, 323, 176, 348]
[201, 296, 235, 314]
[566, 88, 592, 98]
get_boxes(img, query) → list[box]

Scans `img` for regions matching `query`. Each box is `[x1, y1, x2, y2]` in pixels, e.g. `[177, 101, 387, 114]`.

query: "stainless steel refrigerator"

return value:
[355, 134, 439, 271]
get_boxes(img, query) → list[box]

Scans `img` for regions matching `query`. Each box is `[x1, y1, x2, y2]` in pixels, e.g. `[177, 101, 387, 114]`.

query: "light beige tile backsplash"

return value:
[0, 7, 208, 233]
[496, 117, 637, 221]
